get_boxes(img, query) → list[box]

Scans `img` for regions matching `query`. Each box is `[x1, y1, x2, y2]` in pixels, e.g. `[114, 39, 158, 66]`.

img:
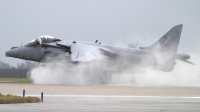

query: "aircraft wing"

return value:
[99, 47, 118, 57]
[69, 43, 118, 62]
[70, 43, 101, 62]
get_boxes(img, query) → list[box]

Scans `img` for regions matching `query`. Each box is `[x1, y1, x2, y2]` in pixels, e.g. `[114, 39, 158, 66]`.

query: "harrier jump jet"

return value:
[5, 24, 193, 72]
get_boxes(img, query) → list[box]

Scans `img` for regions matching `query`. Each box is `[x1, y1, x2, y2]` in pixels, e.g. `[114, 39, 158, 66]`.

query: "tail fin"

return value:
[140, 24, 183, 52]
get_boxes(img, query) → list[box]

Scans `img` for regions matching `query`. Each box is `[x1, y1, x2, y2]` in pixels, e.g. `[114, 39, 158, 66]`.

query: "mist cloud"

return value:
[28, 52, 200, 86]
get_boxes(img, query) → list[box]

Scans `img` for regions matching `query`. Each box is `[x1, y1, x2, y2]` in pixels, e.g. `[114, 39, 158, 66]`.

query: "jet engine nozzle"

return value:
[35, 37, 42, 47]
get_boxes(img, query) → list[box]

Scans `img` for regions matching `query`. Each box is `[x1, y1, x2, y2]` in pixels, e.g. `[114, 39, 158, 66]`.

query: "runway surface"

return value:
[0, 83, 200, 112]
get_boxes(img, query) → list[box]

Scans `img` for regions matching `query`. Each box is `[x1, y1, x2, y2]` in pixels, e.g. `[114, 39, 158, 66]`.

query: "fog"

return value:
[111, 53, 200, 86]
[29, 52, 200, 86]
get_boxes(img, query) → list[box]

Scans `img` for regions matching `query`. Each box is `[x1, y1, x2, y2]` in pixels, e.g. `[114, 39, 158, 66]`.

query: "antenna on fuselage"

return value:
[95, 40, 98, 43]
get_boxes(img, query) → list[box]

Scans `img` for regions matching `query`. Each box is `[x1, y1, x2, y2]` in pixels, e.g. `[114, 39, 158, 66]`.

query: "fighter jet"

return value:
[5, 24, 193, 72]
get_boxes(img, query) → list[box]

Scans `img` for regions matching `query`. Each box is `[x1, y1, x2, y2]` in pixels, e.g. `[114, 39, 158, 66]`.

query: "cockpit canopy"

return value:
[25, 35, 61, 47]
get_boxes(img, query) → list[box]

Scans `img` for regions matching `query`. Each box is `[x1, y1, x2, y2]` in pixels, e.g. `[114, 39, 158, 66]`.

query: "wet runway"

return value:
[0, 83, 200, 112]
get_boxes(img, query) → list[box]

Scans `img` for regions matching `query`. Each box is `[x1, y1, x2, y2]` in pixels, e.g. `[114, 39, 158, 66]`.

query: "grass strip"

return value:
[0, 94, 40, 104]
[0, 78, 32, 83]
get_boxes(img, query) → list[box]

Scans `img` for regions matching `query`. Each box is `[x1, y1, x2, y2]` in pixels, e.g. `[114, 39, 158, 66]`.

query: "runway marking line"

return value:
[14, 94, 200, 99]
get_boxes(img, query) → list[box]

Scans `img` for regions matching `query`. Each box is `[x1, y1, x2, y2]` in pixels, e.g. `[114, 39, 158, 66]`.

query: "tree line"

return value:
[0, 61, 38, 69]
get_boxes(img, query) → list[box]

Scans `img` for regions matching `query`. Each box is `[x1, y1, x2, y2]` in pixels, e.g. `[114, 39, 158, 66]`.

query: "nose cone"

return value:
[5, 48, 19, 58]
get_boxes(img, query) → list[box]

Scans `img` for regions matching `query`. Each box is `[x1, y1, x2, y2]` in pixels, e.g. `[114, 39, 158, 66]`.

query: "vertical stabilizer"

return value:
[140, 24, 183, 53]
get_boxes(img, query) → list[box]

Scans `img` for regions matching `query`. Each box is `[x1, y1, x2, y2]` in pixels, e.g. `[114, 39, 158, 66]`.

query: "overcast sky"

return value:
[0, 0, 200, 66]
